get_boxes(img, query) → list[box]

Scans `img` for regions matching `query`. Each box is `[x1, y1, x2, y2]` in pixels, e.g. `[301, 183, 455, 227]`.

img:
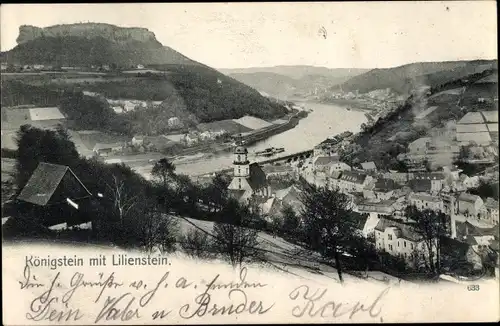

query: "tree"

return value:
[203, 173, 230, 212]
[106, 174, 139, 226]
[212, 199, 260, 268]
[281, 204, 301, 236]
[180, 228, 214, 259]
[405, 206, 449, 275]
[14, 124, 80, 189]
[152, 158, 176, 188]
[299, 181, 357, 283]
[137, 208, 179, 253]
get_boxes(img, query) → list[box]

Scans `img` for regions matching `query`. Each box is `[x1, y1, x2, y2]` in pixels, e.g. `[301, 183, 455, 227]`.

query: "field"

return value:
[76, 131, 129, 151]
[197, 119, 252, 134]
[232, 115, 275, 130]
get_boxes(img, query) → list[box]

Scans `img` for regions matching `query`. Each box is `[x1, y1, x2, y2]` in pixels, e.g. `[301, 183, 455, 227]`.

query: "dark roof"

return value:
[313, 155, 339, 166]
[374, 217, 422, 242]
[234, 146, 248, 154]
[408, 179, 432, 192]
[247, 163, 268, 191]
[455, 221, 499, 238]
[17, 162, 91, 206]
[357, 200, 396, 214]
[340, 170, 367, 184]
[374, 178, 400, 192]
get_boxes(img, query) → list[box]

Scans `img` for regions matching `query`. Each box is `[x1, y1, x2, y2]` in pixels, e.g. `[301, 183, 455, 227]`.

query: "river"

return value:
[166, 100, 368, 176]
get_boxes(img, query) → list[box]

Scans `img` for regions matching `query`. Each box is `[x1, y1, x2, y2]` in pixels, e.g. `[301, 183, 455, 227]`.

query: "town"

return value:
[1, 21, 498, 288]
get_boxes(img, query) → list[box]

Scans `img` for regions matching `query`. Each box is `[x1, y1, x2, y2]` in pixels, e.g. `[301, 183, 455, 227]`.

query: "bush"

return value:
[180, 228, 215, 259]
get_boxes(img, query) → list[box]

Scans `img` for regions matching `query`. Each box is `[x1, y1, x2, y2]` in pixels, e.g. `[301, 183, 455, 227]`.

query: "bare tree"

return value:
[180, 228, 214, 259]
[212, 203, 261, 268]
[406, 205, 449, 275]
[106, 175, 138, 225]
[139, 209, 179, 253]
[299, 181, 356, 284]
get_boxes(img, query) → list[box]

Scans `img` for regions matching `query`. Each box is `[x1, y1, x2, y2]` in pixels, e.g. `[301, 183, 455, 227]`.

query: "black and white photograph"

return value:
[1, 2, 499, 324]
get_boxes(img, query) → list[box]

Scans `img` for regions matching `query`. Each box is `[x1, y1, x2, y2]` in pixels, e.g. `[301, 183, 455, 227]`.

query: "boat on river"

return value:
[255, 147, 285, 157]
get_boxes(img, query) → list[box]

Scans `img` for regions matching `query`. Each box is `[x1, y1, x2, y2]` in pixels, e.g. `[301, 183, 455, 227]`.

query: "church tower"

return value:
[233, 145, 250, 179]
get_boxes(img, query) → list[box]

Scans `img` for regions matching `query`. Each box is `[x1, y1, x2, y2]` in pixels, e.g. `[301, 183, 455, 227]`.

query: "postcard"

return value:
[1, 2, 499, 324]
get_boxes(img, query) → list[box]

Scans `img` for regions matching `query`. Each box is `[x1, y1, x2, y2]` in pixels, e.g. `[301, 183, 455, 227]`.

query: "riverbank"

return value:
[319, 98, 377, 111]
[172, 110, 309, 157]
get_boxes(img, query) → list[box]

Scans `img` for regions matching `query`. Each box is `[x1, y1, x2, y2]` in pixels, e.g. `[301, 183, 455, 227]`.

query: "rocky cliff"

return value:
[3, 23, 199, 66]
[16, 23, 161, 46]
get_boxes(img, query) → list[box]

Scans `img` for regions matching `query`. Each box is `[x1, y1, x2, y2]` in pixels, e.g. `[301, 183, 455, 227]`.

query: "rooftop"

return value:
[313, 155, 339, 166]
[340, 170, 368, 184]
[361, 161, 377, 171]
[458, 192, 481, 203]
[246, 163, 268, 191]
[374, 217, 422, 242]
[409, 192, 442, 203]
[17, 162, 91, 206]
[374, 178, 400, 192]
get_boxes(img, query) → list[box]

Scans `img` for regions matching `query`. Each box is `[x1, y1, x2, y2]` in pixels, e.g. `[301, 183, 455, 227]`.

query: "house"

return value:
[440, 192, 458, 216]
[442, 166, 462, 181]
[313, 138, 339, 156]
[228, 145, 272, 203]
[168, 117, 181, 128]
[406, 137, 459, 164]
[359, 213, 381, 238]
[356, 199, 396, 218]
[262, 185, 304, 218]
[364, 178, 401, 200]
[462, 175, 480, 189]
[93, 143, 124, 157]
[413, 172, 445, 193]
[329, 162, 352, 174]
[313, 155, 340, 173]
[184, 133, 199, 146]
[452, 221, 499, 270]
[484, 198, 499, 225]
[408, 192, 444, 213]
[144, 136, 175, 152]
[383, 171, 412, 185]
[131, 135, 145, 146]
[457, 193, 484, 217]
[262, 164, 296, 178]
[274, 185, 303, 212]
[374, 217, 437, 267]
[360, 161, 377, 173]
[335, 170, 374, 194]
[408, 179, 432, 193]
[16, 162, 93, 227]
[112, 106, 124, 114]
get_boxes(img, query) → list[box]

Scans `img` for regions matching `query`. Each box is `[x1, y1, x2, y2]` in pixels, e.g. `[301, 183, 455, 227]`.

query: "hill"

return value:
[337, 67, 498, 170]
[219, 66, 369, 99]
[328, 60, 498, 96]
[1, 24, 289, 135]
[2, 23, 201, 67]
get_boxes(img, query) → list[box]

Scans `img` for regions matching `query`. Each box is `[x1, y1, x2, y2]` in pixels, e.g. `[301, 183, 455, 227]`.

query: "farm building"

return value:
[15, 162, 95, 227]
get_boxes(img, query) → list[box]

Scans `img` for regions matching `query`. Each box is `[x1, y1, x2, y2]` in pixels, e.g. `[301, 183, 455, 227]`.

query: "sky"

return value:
[1, 2, 497, 69]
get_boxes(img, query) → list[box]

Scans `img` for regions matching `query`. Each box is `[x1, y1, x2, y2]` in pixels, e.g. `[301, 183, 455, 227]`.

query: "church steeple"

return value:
[233, 139, 250, 178]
